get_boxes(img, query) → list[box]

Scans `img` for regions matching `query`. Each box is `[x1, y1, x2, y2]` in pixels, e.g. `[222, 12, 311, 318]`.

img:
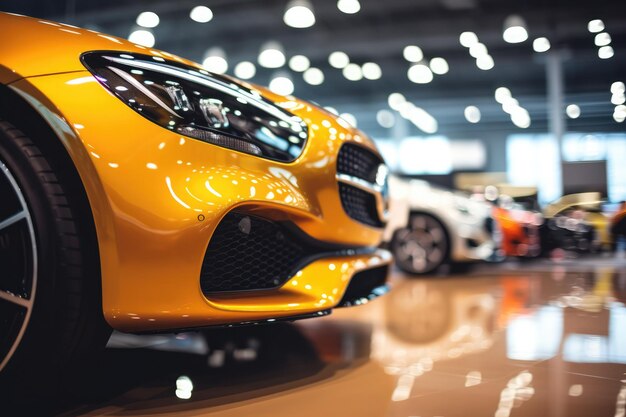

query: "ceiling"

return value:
[3, 0, 626, 138]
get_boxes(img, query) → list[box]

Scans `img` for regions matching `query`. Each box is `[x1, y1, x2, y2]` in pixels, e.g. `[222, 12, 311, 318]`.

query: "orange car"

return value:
[493, 202, 542, 258]
[0, 12, 390, 383]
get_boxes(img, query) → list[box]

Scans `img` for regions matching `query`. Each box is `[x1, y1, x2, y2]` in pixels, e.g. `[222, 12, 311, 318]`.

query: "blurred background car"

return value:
[384, 176, 501, 275]
[541, 192, 611, 255]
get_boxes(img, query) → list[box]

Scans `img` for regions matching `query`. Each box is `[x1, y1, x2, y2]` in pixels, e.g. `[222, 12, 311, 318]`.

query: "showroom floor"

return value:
[51, 257, 626, 417]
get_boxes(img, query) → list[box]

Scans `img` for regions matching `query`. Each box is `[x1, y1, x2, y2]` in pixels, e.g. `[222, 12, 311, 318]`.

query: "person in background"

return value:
[610, 201, 626, 256]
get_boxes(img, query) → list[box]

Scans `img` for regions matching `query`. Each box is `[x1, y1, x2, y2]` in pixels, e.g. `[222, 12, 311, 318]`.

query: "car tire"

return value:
[392, 213, 450, 275]
[0, 119, 110, 400]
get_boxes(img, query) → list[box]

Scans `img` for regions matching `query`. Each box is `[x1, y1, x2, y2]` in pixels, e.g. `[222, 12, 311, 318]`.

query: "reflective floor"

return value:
[20, 258, 626, 416]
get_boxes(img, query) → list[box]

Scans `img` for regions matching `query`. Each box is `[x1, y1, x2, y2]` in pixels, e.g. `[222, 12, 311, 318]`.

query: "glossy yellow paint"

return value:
[0, 13, 389, 332]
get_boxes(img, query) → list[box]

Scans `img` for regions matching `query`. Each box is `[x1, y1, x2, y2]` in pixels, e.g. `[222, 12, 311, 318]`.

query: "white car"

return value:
[384, 176, 500, 274]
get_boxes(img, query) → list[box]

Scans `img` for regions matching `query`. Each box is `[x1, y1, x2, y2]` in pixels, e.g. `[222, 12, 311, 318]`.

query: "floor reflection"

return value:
[9, 259, 626, 416]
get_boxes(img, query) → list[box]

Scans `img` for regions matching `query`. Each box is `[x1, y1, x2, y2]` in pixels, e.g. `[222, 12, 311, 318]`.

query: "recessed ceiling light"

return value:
[407, 64, 433, 84]
[587, 19, 605, 33]
[303, 67, 324, 85]
[234, 61, 256, 79]
[469, 43, 488, 58]
[476, 55, 494, 70]
[362, 62, 382, 80]
[429, 57, 449, 75]
[403, 45, 424, 62]
[269, 73, 294, 96]
[533, 37, 551, 53]
[388, 93, 406, 110]
[136, 11, 159, 28]
[464, 106, 481, 123]
[329, 51, 350, 68]
[190, 6, 213, 23]
[283, 0, 316, 28]
[202, 47, 228, 74]
[594, 32, 612, 47]
[376, 109, 395, 128]
[611, 82, 625, 95]
[598, 46, 614, 59]
[337, 0, 361, 14]
[289, 55, 311, 72]
[342, 63, 363, 81]
[459, 31, 478, 47]
[495, 87, 512, 103]
[128, 29, 155, 47]
[503, 15, 528, 43]
[258, 41, 286, 68]
[566, 104, 581, 119]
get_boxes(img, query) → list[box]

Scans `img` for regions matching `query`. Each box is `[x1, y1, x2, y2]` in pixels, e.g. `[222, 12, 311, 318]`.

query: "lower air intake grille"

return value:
[338, 183, 384, 228]
[200, 212, 317, 294]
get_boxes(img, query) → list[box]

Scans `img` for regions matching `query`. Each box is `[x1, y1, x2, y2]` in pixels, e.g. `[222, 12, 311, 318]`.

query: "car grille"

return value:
[200, 211, 368, 294]
[338, 182, 384, 228]
[337, 143, 381, 184]
[336, 143, 387, 228]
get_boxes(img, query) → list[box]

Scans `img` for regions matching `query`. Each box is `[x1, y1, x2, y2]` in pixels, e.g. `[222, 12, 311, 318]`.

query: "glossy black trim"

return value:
[134, 310, 332, 334]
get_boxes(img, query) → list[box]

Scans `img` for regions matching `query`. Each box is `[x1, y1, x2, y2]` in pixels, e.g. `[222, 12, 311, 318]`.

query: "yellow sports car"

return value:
[0, 12, 390, 381]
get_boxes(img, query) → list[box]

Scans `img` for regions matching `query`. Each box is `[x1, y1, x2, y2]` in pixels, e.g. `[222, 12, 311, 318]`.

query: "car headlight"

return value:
[81, 51, 308, 162]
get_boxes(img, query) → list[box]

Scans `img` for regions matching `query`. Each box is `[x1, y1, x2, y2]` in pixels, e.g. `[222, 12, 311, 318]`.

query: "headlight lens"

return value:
[81, 51, 308, 162]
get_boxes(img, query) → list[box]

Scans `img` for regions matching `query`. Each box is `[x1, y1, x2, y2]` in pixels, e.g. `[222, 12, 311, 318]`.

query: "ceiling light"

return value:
[343, 63, 363, 81]
[503, 15, 528, 44]
[362, 62, 382, 80]
[611, 82, 625, 95]
[594, 32, 611, 47]
[202, 47, 228, 74]
[234, 61, 256, 79]
[339, 113, 357, 127]
[587, 19, 605, 33]
[429, 57, 449, 75]
[269, 72, 294, 96]
[289, 55, 310, 72]
[403, 45, 424, 62]
[598, 46, 614, 59]
[303, 67, 324, 85]
[388, 93, 406, 110]
[566, 104, 580, 119]
[408, 107, 438, 134]
[136, 11, 159, 28]
[469, 42, 488, 58]
[128, 29, 155, 47]
[377, 109, 395, 128]
[190, 6, 213, 23]
[407, 64, 433, 84]
[258, 41, 286, 68]
[613, 105, 626, 122]
[283, 0, 316, 28]
[337, 0, 361, 14]
[459, 31, 478, 48]
[533, 37, 551, 53]
[612, 94, 626, 105]
[502, 98, 520, 114]
[511, 109, 531, 128]
[476, 55, 494, 70]
[495, 87, 512, 103]
[464, 106, 481, 123]
[329, 51, 350, 68]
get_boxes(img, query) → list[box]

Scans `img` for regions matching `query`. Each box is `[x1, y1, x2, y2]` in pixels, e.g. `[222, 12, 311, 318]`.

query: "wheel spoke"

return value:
[0, 210, 27, 231]
[0, 290, 31, 308]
